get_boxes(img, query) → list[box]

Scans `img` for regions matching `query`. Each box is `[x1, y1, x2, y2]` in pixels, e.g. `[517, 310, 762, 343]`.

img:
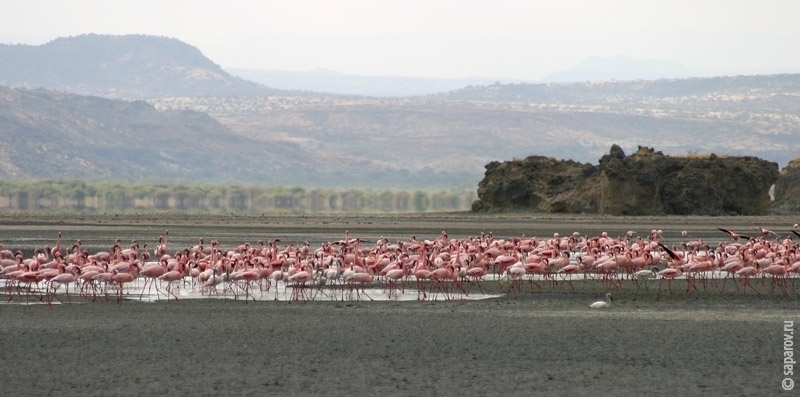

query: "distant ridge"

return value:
[227, 68, 502, 97]
[437, 73, 800, 104]
[0, 34, 276, 99]
[540, 55, 711, 83]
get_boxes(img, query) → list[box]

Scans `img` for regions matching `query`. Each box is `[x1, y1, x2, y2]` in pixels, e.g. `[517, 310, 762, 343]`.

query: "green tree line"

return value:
[0, 180, 476, 213]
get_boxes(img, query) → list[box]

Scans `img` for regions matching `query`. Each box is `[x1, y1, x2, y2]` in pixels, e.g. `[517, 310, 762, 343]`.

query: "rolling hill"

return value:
[0, 86, 320, 184]
[0, 86, 476, 187]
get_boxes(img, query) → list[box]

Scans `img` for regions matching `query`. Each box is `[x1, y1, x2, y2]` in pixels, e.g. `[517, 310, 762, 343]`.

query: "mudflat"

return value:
[0, 212, 798, 396]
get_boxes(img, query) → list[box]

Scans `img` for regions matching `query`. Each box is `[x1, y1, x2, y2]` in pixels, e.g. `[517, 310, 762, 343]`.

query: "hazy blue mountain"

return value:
[540, 55, 714, 83]
[226, 68, 503, 97]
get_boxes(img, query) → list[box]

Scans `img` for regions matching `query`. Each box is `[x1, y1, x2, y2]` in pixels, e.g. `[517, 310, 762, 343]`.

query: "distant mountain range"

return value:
[1, 33, 798, 190]
[228, 57, 719, 96]
[1, 33, 773, 96]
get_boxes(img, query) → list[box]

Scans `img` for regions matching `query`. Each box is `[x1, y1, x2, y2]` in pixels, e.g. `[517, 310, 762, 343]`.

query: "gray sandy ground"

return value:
[1, 281, 797, 396]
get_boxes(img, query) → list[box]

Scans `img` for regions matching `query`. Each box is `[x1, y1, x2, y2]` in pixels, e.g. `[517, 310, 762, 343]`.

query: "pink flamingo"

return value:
[202, 269, 225, 296]
[110, 269, 137, 304]
[735, 266, 760, 296]
[717, 228, 751, 242]
[720, 255, 745, 293]
[494, 252, 519, 275]
[658, 242, 688, 268]
[231, 268, 260, 303]
[345, 267, 375, 301]
[465, 259, 488, 294]
[78, 270, 101, 300]
[92, 266, 114, 302]
[556, 263, 580, 293]
[686, 254, 715, 292]
[154, 230, 169, 258]
[383, 261, 406, 299]
[595, 256, 620, 292]
[269, 266, 289, 301]
[656, 266, 682, 300]
[157, 263, 185, 302]
[762, 263, 789, 297]
[522, 257, 549, 292]
[138, 259, 167, 300]
[47, 270, 77, 306]
[413, 250, 432, 301]
[429, 264, 460, 300]
[505, 262, 526, 297]
[287, 265, 313, 302]
[754, 226, 780, 239]
[12, 266, 45, 304]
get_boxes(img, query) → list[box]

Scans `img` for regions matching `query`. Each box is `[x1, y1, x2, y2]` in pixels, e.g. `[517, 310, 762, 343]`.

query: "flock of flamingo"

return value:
[2, 225, 800, 306]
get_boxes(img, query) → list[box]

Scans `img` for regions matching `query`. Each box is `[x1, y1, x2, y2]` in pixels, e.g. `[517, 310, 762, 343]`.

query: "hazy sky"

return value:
[1, 0, 798, 80]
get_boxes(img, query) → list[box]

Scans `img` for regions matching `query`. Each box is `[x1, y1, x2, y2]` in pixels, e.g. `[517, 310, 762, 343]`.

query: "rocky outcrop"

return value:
[471, 156, 599, 213]
[472, 145, 780, 215]
[772, 158, 800, 214]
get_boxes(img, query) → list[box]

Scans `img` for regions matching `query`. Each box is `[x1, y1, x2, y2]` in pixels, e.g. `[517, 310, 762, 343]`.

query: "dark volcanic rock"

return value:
[473, 145, 780, 215]
[772, 158, 800, 213]
[472, 156, 597, 213]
